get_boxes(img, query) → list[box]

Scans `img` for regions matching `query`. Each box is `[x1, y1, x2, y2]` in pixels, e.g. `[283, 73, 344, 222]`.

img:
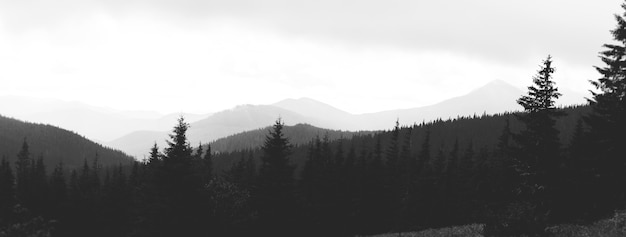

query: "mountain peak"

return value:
[275, 97, 325, 105]
[479, 79, 518, 89]
[468, 79, 523, 96]
[273, 97, 352, 117]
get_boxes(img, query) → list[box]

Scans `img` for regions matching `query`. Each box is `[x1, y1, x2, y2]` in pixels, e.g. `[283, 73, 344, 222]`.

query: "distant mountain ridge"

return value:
[0, 95, 211, 142]
[110, 80, 554, 158]
[0, 115, 133, 170]
[1, 80, 589, 159]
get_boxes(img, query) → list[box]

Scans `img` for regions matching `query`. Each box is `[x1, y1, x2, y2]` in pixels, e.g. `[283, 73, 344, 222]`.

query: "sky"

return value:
[0, 0, 621, 114]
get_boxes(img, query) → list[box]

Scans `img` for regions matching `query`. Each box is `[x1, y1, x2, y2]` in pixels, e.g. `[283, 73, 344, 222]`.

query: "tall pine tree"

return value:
[256, 118, 297, 235]
[510, 55, 562, 236]
[587, 0, 626, 213]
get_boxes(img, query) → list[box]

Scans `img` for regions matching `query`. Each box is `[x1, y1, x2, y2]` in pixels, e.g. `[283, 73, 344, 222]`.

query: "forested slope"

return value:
[213, 105, 591, 174]
[209, 123, 377, 153]
[0, 115, 134, 170]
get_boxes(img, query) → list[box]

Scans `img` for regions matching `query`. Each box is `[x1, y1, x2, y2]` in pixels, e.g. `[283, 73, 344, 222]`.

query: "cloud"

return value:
[1, 0, 620, 66]
[0, 0, 612, 114]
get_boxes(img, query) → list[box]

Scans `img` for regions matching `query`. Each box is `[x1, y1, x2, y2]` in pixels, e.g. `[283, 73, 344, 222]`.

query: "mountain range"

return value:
[106, 80, 587, 158]
[0, 96, 211, 142]
[0, 80, 588, 158]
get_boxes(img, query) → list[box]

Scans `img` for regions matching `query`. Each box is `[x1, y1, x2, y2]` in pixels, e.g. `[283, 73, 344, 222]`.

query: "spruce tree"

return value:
[149, 116, 205, 236]
[164, 116, 193, 163]
[386, 120, 401, 170]
[511, 55, 562, 236]
[587, 0, 626, 212]
[147, 143, 161, 166]
[49, 162, 67, 209]
[194, 142, 204, 161]
[256, 118, 296, 235]
[15, 139, 31, 202]
[417, 127, 431, 175]
[202, 144, 213, 182]
[0, 157, 15, 219]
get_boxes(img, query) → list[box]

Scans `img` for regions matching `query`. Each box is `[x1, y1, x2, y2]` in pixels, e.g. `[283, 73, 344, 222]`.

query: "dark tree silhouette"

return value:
[147, 143, 161, 166]
[15, 139, 31, 204]
[0, 157, 15, 222]
[255, 118, 297, 235]
[587, 0, 626, 214]
[507, 55, 562, 236]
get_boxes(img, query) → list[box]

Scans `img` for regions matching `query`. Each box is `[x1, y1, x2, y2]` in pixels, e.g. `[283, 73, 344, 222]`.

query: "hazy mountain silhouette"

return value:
[273, 97, 353, 122]
[0, 114, 133, 170]
[109, 80, 543, 158]
[359, 79, 525, 129]
[3, 80, 587, 158]
[108, 105, 323, 158]
[0, 96, 211, 142]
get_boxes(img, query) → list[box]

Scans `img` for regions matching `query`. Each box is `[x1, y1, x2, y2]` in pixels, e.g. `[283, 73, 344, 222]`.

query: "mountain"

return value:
[105, 80, 526, 157]
[0, 114, 133, 171]
[273, 97, 353, 122]
[359, 79, 525, 129]
[0, 96, 211, 142]
[109, 105, 320, 158]
[209, 123, 377, 154]
[108, 79, 588, 157]
[106, 130, 166, 160]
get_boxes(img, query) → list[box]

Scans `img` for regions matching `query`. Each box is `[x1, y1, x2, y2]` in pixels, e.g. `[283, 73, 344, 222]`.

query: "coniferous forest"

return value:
[2, 2, 626, 237]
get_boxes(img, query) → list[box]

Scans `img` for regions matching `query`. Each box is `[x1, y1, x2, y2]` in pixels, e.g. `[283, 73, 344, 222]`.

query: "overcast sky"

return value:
[0, 0, 621, 114]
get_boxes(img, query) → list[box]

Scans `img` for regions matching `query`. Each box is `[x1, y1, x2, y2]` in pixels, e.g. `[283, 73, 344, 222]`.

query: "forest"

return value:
[2, 2, 626, 237]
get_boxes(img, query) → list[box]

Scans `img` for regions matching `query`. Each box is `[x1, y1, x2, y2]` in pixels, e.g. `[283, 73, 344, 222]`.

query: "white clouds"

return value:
[0, 1, 614, 114]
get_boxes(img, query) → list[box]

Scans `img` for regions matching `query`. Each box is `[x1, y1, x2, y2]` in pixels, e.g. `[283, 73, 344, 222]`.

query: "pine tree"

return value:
[510, 55, 563, 236]
[515, 56, 562, 183]
[256, 118, 296, 235]
[29, 154, 47, 213]
[91, 153, 101, 190]
[386, 120, 401, 170]
[146, 116, 206, 236]
[517, 56, 561, 113]
[164, 116, 193, 163]
[259, 118, 294, 187]
[417, 127, 431, 175]
[194, 142, 204, 161]
[202, 144, 213, 182]
[497, 117, 513, 155]
[587, 0, 626, 212]
[79, 159, 91, 193]
[0, 157, 15, 218]
[445, 138, 460, 175]
[49, 162, 67, 209]
[147, 143, 161, 166]
[15, 139, 31, 203]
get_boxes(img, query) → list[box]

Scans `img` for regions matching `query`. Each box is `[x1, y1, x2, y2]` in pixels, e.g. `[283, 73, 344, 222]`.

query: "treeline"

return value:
[209, 123, 376, 154]
[0, 103, 605, 236]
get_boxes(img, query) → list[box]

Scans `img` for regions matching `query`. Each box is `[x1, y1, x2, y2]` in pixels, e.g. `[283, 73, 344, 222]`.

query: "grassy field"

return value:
[548, 210, 626, 237]
[367, 210, 626, 237]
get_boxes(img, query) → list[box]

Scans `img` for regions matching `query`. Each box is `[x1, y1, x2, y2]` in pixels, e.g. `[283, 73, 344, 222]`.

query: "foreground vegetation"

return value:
[370, 210, 626, 237]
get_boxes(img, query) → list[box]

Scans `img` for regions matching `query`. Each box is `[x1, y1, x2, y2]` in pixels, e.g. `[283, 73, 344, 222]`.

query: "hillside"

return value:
[209, 104, 596, 236]
[110, 80, 551, 158]
[209, 123, 377, 154]
[0, 95, 210, 142]
[0, 114, 134, 170]
[213, 105, 591, 173]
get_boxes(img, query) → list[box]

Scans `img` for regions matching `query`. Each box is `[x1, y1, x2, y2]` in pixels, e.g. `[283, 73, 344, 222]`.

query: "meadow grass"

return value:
[366, 210, 626, 237]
